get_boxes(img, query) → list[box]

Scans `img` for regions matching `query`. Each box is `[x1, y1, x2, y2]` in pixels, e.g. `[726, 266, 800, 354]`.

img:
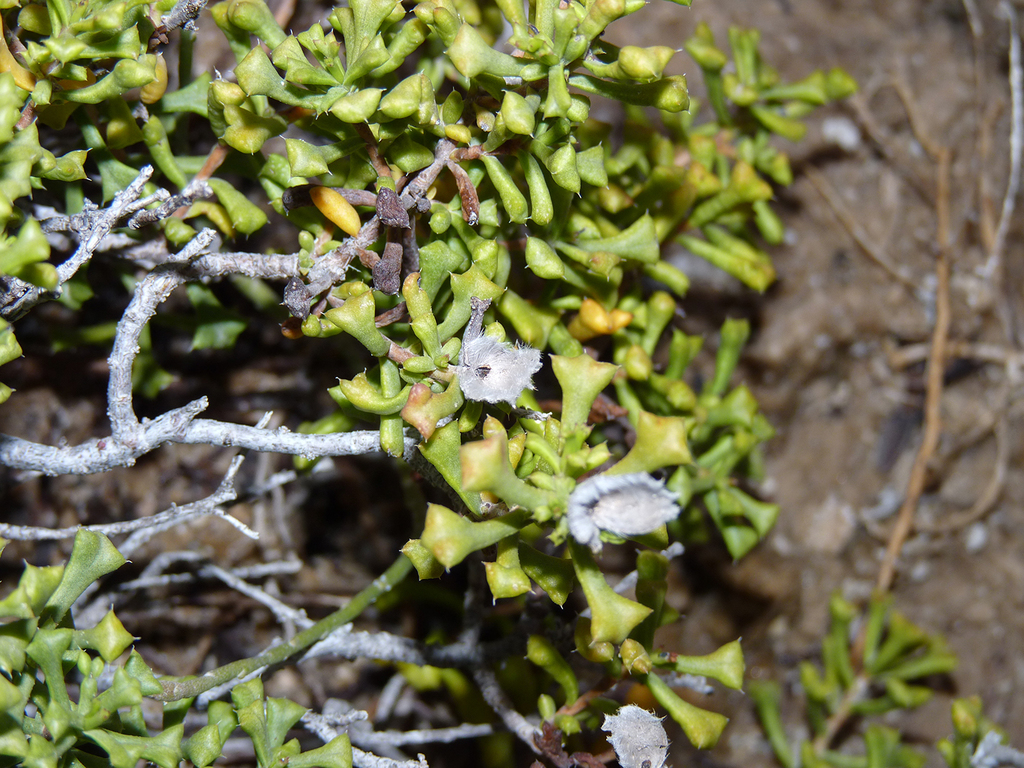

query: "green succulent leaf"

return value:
[43, 531, 125, 626]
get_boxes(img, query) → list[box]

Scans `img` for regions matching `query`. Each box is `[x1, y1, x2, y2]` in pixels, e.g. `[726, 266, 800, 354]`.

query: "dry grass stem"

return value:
[804, 166, 917, 290]
[875, 147, 952, 594]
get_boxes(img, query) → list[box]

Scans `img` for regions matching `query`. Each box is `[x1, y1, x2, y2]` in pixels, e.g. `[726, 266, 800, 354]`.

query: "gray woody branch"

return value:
[296, 139, 456, 307]
[301, 712, 429, 768]
[1, 166, 182, 321]
[303, 625, 524, 668]
[159, 0, 209, 31]
[1, 172, 416, 475]
[0, 453, 256, 541]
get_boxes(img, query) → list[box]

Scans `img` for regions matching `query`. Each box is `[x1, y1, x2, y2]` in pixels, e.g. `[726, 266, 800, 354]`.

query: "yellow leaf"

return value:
[0, 18, 35, 92]
[310, 186, 361, 237]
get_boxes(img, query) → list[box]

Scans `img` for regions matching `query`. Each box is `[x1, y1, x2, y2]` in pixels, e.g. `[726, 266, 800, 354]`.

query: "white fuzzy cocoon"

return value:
[567, 473, 680, 552]
[602, 704, 669, 768]
[455, 335, 542, 406]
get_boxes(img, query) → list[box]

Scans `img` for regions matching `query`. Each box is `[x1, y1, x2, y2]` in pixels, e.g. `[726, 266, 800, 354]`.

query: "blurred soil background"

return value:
[2, 0, 1024, 766]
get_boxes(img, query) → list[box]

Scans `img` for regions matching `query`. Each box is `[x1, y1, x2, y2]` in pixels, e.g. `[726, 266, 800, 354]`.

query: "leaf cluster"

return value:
[751, 593, 968, 768]
[0, 0, 865, 761]
[0, 532, 353, 768]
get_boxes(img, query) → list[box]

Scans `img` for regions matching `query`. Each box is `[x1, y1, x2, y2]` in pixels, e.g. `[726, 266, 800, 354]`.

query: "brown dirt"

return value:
[2, 0, 1023, 766]
[637, 0, 1024, 763]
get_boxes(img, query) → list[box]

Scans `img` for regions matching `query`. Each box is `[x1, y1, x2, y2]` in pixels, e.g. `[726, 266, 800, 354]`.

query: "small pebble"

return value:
[821, 116, 861, 151]
[965, 522, 988, 553]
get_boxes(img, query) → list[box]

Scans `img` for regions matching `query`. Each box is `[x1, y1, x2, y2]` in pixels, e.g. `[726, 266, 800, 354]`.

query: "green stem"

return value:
[155, 553, 413, 701]
[174, 29, 195, 155]
[179, 28, 195, 88]
[704, 69, 730, 125]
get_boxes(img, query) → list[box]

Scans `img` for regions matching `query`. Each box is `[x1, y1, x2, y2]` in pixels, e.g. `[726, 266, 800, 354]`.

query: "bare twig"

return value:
[301, 139, 459, 301]
[282, 186, 379, 212]
[374, 674, 408, 724]
[357, 744, 425, 768]
[355, 124, 392, 179]
[890, 71, 944, 160]
[181, 143, 229, 191]
[978, 101, 1002, 252]
[130, 178, 213, 228]
[848, 89, 934, 204]
[876, 147, 952, 593]
[888, 339, 1024, 372]
[918, 414, 1009, 533]
[472, 666, 542, 755]
[812, 676, 872, 751]
[804, 166, 918, 291]
[0, 230, 416, 475]
[0, 418, 409, 476]
[196, 667, 269, 710]
[962, 0, 984, 38]
[107, 232, 218, 448]
[273, 0, 298, 30]
[661, 673, 715, 695]
[160, 0, 208, 31]
[2, 166, 165, 321]
[76, 553, 301, 629]
[303, 625, 524, 668]
[301, 711, 429, 768]
[352, 723, 496, 749]
[155, 554, 414, 702]
[66, 454, 254, 620]
[37, 167, 160, 236]
[983, 2, 1024, 281]
[116, 558, 301, 592]
[0, 455, 255, 542]
[200, 562, 311, 627]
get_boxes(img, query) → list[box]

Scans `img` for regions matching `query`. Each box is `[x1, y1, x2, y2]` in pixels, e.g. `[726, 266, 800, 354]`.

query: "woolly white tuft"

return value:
[455, 335, 542, 407]
[567, 473, 680, 552]
[602, 704, 669, 768]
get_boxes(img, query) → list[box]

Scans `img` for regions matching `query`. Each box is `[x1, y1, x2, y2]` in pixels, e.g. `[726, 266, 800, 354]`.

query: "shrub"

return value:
[0, 0, 895, 766]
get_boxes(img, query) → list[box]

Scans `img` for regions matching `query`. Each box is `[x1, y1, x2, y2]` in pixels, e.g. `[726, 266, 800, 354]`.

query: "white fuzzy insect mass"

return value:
[603, 705, 669, 768]
[453, 296, 543, 407]
[567, 473, 681, 552]
[455, 335, 542, 406]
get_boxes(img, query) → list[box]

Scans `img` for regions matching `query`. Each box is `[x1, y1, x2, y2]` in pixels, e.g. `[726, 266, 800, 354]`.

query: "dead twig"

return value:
[301, 711, 431, 768]
[887, 339, 1024, 371]
[0, 230, 413, 475]
[848, 89, 934, 204]
[804, 166, 918, 291]
[983, 2, 1024, 346]
[160, 0, 208, 31]
[1, 166, 167, 321]
[984, 1, 1024, 282]
[977, 100, 1005, 251]
[890, 71, 945, 160]
[834, 153, 956, 750]
[0, 454, 256, 542]
[172, 143, 228, 216]
[918, 414, 1009, 534]
[875, 146, 952, 594]
[355, 123, 392, 179]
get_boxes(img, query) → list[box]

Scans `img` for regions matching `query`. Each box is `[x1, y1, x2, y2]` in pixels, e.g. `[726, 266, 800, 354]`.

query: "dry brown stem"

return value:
[918, 414, 1009, 534]
[804, 166, 917, 291]
[875, 146, 951, 594]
